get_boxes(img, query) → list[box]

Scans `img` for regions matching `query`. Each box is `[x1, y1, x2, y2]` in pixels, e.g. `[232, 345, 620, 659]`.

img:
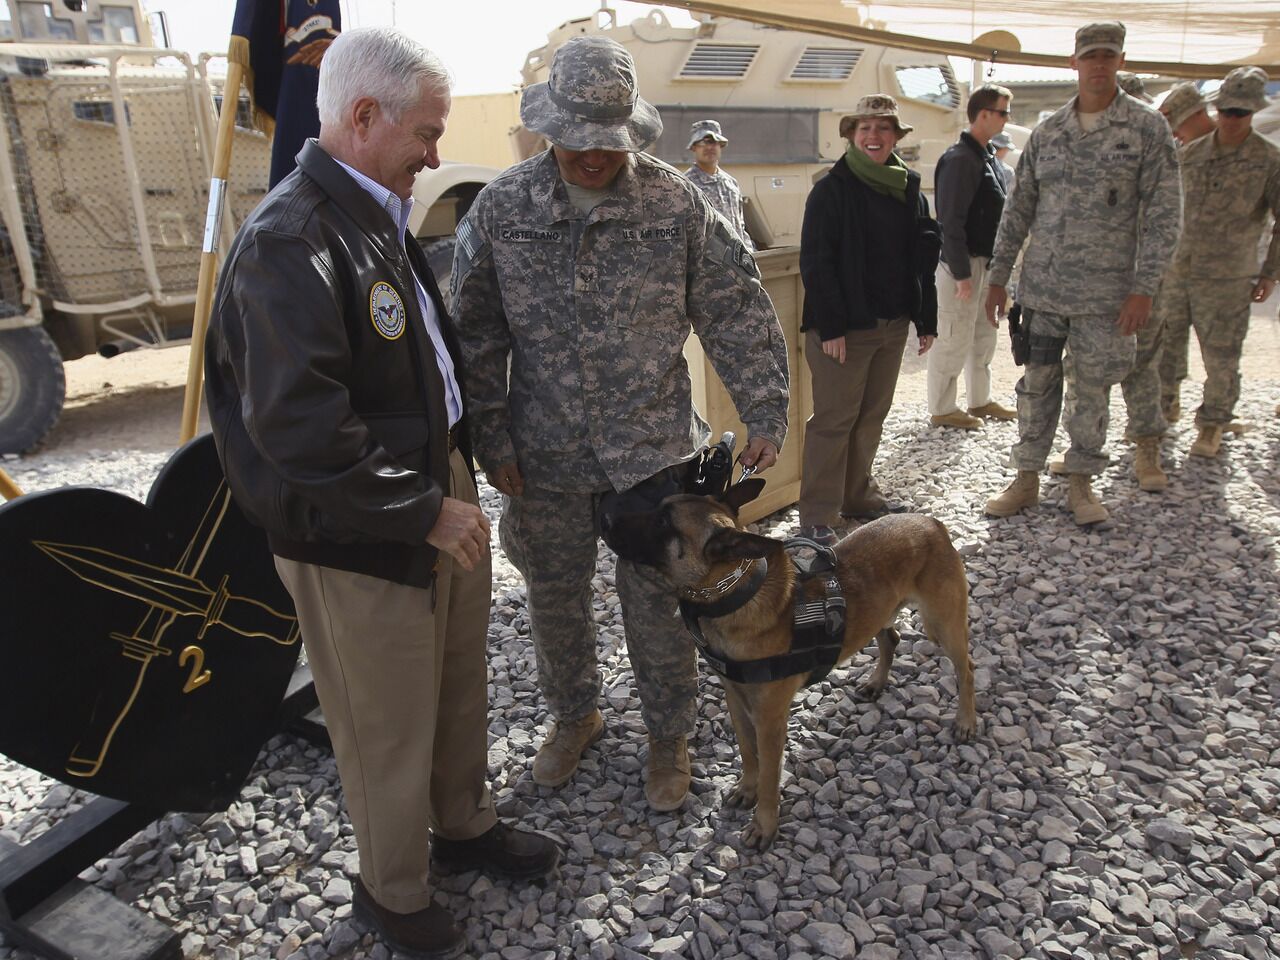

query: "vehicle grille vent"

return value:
[678, 43, 760, 79]
[789, 47, 863, 81]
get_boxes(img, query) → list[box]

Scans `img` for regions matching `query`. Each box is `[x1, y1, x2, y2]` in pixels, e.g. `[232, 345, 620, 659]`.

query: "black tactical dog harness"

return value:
[678, 537, 847, 686]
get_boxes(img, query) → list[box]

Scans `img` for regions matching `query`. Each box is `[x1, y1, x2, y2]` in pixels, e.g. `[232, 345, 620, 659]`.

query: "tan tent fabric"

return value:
[664, 1, 1280, 78]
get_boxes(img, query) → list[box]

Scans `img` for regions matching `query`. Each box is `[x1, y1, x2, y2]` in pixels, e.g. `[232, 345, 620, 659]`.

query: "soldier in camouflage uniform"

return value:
[1158, 67, 1280, 458]
[983, 22, 1181, 525]
[684, 119, 754, 250]
[450, 36, 789, 813]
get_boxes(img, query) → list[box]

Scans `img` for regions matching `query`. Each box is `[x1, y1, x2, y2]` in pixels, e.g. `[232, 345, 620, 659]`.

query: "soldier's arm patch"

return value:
[454, 216, 491, 280]
[704, 218, 759, 282]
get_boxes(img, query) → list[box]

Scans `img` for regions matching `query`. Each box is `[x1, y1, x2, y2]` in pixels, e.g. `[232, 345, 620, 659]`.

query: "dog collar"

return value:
[679, 557, 768, 620]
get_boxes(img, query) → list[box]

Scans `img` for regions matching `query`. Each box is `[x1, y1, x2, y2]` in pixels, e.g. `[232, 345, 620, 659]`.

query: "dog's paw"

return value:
[856, 677, 888, 701]
[954, 714, 977, 742]
[740, 818, 777, 851]
[724, 780, 757, 809]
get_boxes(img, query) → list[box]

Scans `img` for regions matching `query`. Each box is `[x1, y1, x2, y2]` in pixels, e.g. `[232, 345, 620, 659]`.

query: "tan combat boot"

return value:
[931, 410, 983, 430]
[1189, 424, 1223, 458]
[532, 710, 604, 787]
[968, 401, 1017, 421]
[1048, 457, 1069, 476]
[645, 736, 690, 812]
[1133, 437, 1168, 492]
[1067, 475, 1109, 525]
[1162, 394, 1180, 423]
[984, 471, 1040, 517]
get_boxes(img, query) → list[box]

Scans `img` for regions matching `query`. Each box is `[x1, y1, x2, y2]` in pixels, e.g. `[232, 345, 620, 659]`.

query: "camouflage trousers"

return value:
[1156, 273, 1253, 426]
[1117, 305, 1169, 439]
[499, 481, 697, 739]
[1011, 309, 1135, 475]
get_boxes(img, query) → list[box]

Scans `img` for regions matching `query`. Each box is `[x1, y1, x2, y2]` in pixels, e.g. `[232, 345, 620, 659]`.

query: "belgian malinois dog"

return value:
[602, 478, 977, 850]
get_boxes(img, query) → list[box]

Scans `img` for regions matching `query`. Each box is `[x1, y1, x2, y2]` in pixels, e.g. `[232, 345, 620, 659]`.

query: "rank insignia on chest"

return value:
[369, 281, 406, 340]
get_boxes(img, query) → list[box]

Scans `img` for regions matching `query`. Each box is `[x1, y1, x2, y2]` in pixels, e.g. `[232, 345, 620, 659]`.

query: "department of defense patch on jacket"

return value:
[369, 281, 406, 340]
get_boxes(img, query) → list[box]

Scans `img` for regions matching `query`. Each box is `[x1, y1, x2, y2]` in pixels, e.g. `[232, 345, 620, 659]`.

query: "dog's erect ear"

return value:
[704, 527, 773, 564]
[720, 477, 766, 514]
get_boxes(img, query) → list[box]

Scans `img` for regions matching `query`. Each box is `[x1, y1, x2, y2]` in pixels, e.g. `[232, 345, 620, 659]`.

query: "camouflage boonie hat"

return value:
[841, 93, 913, 137]
[1074, 21, 1125, 57]
[1213, 66, 1270, 114]
[687, 119, 729, 149]
[1158, 81, 1206, 129]
[989, 131, 1014, 151]
[520, 36, 662, 152]
[1117, 72, 1153, 103]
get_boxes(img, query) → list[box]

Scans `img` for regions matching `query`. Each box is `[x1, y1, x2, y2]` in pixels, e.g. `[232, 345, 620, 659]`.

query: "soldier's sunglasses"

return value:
[987, 109, 1012, 118]
[1218, 108, 1252, 118]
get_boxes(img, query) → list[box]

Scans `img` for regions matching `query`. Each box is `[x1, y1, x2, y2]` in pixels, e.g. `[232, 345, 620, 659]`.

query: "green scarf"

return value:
[844, 141, 908, 202]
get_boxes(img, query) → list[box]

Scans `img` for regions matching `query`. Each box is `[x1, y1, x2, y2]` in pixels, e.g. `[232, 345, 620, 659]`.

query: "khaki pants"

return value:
[927, 257, 998, 415]
[274, 448, 495, 914]
[799, 320, 909, 526]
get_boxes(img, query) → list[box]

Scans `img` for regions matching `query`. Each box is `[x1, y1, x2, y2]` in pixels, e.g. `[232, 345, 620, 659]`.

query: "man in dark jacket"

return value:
[204, 27, 555, 960]
[927, 83, 1016, 430]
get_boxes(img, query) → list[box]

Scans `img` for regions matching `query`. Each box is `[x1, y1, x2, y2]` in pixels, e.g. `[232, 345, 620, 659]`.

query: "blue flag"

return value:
[230, 0, 341, 188]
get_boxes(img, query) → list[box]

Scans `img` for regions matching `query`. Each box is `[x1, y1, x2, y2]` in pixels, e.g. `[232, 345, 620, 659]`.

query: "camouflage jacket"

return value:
[1169, 129, 1280, 281]
[988, 91, 1182, 315]
[684, 165, 754, 251]
[451, 150, 789, 493]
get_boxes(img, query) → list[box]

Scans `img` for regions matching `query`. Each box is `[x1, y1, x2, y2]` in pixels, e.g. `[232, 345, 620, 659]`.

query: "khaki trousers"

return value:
[274, 448, 495, 914]
[927, 257, 998, 415]
[799, 320, 909, 526]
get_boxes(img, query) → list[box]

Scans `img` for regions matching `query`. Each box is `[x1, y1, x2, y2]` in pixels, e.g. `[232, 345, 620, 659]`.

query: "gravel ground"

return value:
[1, 313, 1279, 960]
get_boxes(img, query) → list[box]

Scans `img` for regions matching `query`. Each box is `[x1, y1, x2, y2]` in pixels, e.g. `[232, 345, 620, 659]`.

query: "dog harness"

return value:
[678, 537, 847, 686]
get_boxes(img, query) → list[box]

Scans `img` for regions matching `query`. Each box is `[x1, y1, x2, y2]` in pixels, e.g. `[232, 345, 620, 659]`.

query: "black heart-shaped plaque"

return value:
[0, 435, 302, 812]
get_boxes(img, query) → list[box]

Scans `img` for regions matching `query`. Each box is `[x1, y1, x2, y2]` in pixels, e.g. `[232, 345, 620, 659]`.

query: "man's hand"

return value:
[739, 436, 779, 471]
[488, 460, 524, 497]
[426, 497, 491, 571]
[1252, 277, 1277, 303]
[1116, 294, 1154, 336]
[985, 285, 1008, 327]
[821, 336, 846, 365]
[918, 335, 936, 356]
[955, 278, 973, 302]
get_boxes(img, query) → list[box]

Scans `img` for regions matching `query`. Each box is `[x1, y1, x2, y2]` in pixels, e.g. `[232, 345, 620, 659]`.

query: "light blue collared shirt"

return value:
[334, 158, 462, 427]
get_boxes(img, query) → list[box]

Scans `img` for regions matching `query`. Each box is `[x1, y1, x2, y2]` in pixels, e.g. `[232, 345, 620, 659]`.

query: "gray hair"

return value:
[317, 27, 451, 128]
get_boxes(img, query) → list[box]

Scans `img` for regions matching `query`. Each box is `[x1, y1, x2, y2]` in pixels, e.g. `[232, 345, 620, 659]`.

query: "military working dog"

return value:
[602, 478, 977, 849]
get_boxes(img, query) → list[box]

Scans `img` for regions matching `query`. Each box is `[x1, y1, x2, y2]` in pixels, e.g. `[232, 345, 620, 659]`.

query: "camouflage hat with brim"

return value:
[1213, 66, 1270, 114]
[1074, 21, 1125, 58]
[520, 35, 662, 152]
[1117, 71, 1153, 103]
[1159, 81, 1206, 129]
[687, 119, 729, 149]
[841, 93, 913, 137]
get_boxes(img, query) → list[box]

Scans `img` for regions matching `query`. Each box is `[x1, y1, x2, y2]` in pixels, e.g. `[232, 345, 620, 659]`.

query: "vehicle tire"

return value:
[419, 237, 457, 293]
[0, 324, 65, 454]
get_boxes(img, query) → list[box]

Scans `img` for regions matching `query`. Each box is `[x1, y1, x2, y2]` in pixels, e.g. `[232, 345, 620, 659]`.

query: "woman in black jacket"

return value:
[797, 94, 941, 545]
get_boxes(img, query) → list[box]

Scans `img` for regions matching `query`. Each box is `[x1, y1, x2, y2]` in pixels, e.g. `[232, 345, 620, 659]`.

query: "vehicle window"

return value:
[17, 2, 75, 41]
[88, 6, 140, 44]
[895, 65, 961, 109]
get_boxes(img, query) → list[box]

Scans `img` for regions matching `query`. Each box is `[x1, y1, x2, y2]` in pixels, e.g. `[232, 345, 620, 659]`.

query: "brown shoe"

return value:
[532, 710, 603, 787]
[1067, 475, 1109, 525]
[1189, 424, 1223, 458]
[431, 821, 560, 880]
[985, 471, 1039, 517]
[645, 735, 691, 812]
[968, 401, 1017, 421]
[1133, 437, 1167, 492]
[352, 877, 464, 960]
[931, 410, 983, 430]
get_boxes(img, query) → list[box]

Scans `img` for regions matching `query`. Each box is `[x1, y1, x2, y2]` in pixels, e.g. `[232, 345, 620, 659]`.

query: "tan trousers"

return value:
[274, 448, 495, 914]
[799, 320, 910, 526]
[927, 257, 998, 415]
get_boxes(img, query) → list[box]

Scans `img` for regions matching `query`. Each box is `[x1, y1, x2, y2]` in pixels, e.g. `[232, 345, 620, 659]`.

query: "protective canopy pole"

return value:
[180, 57, 245, 443]
[0, 466, 23, 500]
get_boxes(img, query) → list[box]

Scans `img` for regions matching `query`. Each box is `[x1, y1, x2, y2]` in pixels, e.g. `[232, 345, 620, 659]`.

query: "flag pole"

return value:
[0, 466, 22, 500]
[180, 56, 246, 444]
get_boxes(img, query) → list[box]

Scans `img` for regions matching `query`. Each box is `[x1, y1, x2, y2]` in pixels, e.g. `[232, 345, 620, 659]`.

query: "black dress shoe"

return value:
[431, 821, 560, 880]
[843, 500, 910, 521]
[352, 876, 464, 960]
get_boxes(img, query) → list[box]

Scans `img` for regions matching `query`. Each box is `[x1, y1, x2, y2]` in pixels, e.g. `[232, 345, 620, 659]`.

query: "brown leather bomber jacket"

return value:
[205, 140, 471, 588]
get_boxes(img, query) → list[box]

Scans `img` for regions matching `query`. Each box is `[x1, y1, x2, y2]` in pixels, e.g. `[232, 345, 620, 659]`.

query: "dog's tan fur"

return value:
[603, 480, 977, 850]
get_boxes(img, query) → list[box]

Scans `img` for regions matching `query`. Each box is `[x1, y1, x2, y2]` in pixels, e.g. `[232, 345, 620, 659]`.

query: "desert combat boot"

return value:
[1067, 475, 1109, 525]
[1189, 424, 1223, 458]
[985, 470, 1039, 517]
[532, 709, 604, 787]
[1133, 437, 1168, 491]
[645, 735, 691, 811]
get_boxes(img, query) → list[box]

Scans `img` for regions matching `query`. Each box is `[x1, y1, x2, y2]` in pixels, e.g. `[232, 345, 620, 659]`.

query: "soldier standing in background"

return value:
[1158, 67, 1280, 458]
[983, 21, 1181, 526]
[1117, 71, 1154, 104]
[451, 37, 788, 813]
[684, 119, 754, 250]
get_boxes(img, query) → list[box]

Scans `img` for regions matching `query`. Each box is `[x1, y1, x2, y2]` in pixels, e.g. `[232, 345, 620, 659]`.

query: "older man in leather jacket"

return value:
[204, 27, 555, 960]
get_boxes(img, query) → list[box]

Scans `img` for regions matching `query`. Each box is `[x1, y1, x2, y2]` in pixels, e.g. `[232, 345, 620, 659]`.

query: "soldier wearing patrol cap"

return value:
[984, 21, 1182, 525]
[685, 118, 754, 250]
[1117, 71, 1154, 104]
[451, 36, 789, 813]
[1158, 66, 1280, 458]
[1159, 81, 1216, 146]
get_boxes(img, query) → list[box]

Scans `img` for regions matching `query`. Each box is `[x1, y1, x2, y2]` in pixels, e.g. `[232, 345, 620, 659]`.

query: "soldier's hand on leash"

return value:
[426, 498, 491, 571]
[1252, 277, 1276, 304]
[1116, 294, 1153, 336]
[985, 285, 1007, 327]
[739, 436, 778, 472]
[489, 461, 525, 497]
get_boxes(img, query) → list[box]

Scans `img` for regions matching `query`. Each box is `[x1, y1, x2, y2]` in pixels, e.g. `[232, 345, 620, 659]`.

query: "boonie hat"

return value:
[1158, 81, 1206, 129]
[520, 36, 662, 152]
[1213, 66, 1270, 114]
[687, 119, 729, 149]
[989, 131, 1014, 151]
[1117, 72, 1153, 103]
[1074, 22, 1125, 58]
[840, 93, 913, 137]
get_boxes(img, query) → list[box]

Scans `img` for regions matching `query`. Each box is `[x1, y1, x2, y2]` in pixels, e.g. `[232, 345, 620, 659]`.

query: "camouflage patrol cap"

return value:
[687, 119, 729, 149]
[1158, 81, 1206, 129]
[841, 93, 913, 137]
[989, 131, 1014, 151]
[1074, 22, 1125, 57]
[1213, 66, 1270, 114]
[1117, 72, 1153, 103]
[520, 36, 662, 152]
